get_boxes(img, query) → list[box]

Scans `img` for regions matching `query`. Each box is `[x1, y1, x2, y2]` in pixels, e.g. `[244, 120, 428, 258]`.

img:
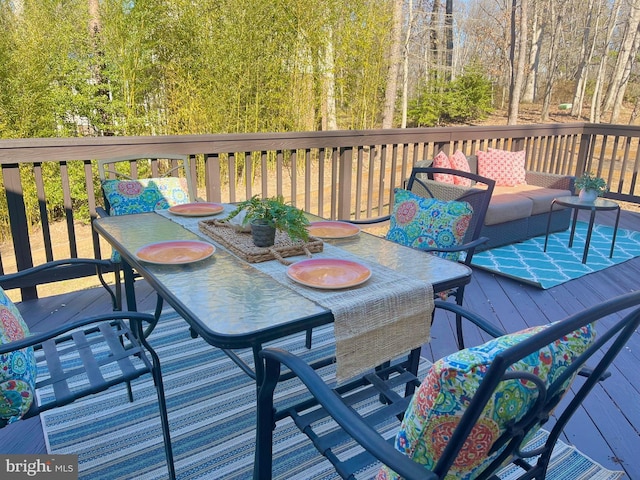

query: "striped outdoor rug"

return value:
[39, 310, 624, 479]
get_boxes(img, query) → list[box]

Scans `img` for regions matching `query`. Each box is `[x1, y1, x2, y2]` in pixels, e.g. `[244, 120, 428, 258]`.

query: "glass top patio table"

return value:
[93, 210, 472, 381]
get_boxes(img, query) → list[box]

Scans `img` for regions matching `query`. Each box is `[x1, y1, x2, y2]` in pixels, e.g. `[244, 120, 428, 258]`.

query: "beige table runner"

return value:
[157, 209, 434, 382]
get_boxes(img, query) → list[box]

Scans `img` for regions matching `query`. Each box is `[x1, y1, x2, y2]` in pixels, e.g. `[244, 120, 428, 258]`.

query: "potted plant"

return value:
[225, 195, 310, 247]
[575, 172, 607, 202]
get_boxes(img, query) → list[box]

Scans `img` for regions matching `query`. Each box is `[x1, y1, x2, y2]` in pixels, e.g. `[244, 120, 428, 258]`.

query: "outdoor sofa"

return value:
[420, 149, 576, 251]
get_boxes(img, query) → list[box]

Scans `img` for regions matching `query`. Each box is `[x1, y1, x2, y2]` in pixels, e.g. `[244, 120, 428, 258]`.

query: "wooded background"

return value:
[1, 0, 640, 138]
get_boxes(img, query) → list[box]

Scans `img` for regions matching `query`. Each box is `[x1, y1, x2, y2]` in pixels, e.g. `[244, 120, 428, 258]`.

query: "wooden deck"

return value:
[1, 208, 639, 479]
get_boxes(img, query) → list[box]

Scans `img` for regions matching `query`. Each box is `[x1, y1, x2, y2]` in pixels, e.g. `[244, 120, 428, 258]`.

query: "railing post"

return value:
[2, 164, 37, 300]
[338, 146, 353, 220]
[576, 128, 592, 176]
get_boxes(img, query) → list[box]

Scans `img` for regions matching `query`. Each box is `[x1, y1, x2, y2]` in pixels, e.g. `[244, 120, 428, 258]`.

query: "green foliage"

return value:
[575, 172, 608, 196]
[0, 0, 398, 236]
[226, 195, 311, 242]
[408, 69, 494, 127]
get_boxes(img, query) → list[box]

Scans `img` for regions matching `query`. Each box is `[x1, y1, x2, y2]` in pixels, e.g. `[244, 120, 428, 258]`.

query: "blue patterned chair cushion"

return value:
[101, 177, 190, 216]
[386, 188, 473, 262]
[377, 322, 596, 480]
[102, 177, 190, 262]
[0, 287, 36, 426]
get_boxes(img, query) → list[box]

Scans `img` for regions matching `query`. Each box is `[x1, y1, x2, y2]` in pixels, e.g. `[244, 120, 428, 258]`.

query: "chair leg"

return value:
[454, 287, 466, 350]
[113, 263, 123, 311]
[305, 328, 313, 349]
[142, 294, 164, 338]
[255, 357, 280, 480]
[153, 366, 176, 480]
[141, 335, 176, 480]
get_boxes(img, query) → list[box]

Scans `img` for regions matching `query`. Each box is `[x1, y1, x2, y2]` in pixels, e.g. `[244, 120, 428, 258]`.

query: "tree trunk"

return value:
[322, 29, 338, 131]
[602, 0, 640, 116]
[445, 0, 454, 80]
[401, 0, 414, 128]
[571, 0, 599, 118]
[382, 0, 404, 129]
[541, 0, 563, 121]
[522, 1, 541, 103]
[590, 0, 621, 122]
[508, 0, 528, 125]
[611, 26, 640, 123]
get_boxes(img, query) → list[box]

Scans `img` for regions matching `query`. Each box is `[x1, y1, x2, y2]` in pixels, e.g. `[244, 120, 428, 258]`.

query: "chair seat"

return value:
[31, 320, 153, 415]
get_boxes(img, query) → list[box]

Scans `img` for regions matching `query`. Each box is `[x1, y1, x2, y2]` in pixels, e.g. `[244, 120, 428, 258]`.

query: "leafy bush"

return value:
[408, 69, 494, 126]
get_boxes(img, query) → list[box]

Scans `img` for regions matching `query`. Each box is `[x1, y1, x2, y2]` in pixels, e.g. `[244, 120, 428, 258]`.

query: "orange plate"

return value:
[307, 221, 360, 239]
[135, 240, 215, 265]
[287, 258, 371, 290]
[168, 202, 224, 217]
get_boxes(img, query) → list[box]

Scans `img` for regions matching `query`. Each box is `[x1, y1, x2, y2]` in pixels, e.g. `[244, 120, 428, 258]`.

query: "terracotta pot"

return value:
[578, 189, 597, 203]
[251, 219, 276, 247]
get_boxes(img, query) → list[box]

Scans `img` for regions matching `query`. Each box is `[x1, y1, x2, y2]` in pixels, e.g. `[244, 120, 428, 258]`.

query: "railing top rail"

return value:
[0, 123, 595, 163]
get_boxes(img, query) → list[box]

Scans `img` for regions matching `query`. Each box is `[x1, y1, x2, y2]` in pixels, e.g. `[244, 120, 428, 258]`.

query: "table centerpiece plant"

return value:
[225, 195, 310, 247]
[575, 172, 607, 202]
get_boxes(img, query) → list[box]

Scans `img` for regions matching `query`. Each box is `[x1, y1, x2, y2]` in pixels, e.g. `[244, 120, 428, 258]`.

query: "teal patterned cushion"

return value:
[0, 287, 36, 426]
[102, 177, 190, 262]
[377, 322, 596, 480]
[386, 188, 473, 262]
[101, 177, 190, 216]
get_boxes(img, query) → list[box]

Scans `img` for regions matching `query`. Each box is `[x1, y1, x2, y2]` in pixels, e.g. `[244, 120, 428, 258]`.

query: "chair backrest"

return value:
[383, 291, 640, 479]
[98, 153, 197, 214]
[405, 167, 495, 263]
[98, 154, 196, 215]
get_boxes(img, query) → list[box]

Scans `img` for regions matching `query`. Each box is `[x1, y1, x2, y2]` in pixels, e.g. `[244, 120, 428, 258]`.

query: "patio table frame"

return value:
[93, 211, 472, 388]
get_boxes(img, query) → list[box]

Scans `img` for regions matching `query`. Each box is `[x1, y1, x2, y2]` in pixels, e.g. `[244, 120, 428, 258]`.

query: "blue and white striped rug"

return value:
[39, 310, 624, 479]
[472, 221, 640, 289]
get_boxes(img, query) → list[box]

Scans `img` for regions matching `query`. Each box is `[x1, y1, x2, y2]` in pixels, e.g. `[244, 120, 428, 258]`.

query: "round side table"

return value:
[544, 196, 621, 264]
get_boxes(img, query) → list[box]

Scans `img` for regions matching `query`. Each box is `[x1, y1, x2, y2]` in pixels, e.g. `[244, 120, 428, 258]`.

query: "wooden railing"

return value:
[2, 123, 639, 300]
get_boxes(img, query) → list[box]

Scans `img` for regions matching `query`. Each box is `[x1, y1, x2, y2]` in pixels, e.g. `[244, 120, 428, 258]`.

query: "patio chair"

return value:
[0, 259, 176, 479]
[257, 290, 640, 480]
[96, 154, 196, 325]
[309, 166, 495, 350]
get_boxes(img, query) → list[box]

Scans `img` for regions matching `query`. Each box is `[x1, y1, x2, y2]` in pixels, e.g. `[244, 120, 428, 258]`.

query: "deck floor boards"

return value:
[1, 208, 638, 478]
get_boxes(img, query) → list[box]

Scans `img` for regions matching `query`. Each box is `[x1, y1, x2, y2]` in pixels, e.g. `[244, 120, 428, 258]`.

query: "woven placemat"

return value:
[198, 219, 323, 264]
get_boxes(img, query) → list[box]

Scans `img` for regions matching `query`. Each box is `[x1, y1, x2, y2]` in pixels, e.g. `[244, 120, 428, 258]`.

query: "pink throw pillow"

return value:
[432, 151, 455, 184]
[449, 150, 472, 187]
[477, 149, 526, 187]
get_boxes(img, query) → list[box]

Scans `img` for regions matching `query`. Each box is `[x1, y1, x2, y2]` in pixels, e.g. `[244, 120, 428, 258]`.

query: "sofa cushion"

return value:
[512, 185, 572, 215]
[484, 192, 533, 226]
[378, 321, 596, 480]
[477, 149, 526, 187]
[386, 188, 473, 262]
[432, 151, 455, 184]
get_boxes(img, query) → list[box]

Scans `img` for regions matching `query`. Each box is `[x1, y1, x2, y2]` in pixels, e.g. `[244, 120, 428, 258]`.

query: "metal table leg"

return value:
[582, 207, 597, 264]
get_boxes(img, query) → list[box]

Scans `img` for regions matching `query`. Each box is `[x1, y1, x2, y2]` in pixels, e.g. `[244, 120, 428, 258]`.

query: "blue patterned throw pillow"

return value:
[0, 287, 36, 426]
[101, 177, 190, 216]
[101, 177, 190, 262]
[386, 188, 473, 262]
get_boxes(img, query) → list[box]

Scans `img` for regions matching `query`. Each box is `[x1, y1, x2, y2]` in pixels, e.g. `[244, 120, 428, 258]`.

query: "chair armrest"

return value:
[0, 258, 113, 289]
[0, 311, 156, 355]
[525, 171, 575, 191]
[96, 206, 110, 218]
[434, 300, 506, 342]
[259, 347, 437, 480]
[342, 215, 391, 225]
[412, 237, 487, 254]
